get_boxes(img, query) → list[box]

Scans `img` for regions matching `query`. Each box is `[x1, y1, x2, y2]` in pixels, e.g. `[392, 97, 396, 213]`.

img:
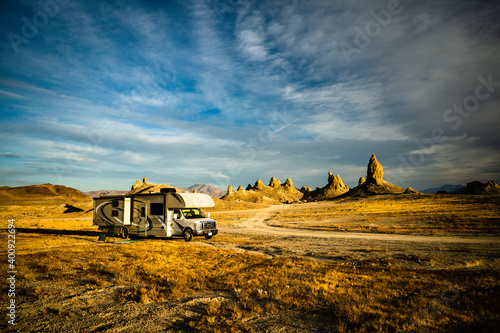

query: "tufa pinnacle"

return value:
[366, 154, 383, 184]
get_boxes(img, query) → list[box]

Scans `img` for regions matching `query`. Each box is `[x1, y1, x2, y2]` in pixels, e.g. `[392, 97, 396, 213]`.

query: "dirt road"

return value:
[226, 205, 499, 244]
[215, 205, 500, 270]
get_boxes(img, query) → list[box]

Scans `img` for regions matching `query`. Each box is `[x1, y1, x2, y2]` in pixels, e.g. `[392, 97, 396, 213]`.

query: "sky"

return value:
[0, 0, 499, 192]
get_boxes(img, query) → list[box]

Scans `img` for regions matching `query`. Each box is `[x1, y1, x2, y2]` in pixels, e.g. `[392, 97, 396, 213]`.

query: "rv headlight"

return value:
[194, 222, 201, 229]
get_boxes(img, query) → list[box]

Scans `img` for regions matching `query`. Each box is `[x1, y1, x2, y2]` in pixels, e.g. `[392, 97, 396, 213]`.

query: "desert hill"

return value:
[0, 183, 89, 201]
[345, 180, 409, 197]
[0, 184, 92, 218]
[222, 177, 304, 204]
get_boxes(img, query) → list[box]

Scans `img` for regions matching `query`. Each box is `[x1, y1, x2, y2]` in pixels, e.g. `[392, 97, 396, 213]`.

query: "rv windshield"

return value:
[181, 208, 206, 219]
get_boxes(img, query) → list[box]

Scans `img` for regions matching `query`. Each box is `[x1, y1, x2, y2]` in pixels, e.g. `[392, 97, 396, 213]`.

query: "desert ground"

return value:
[1, 189, 499, 332]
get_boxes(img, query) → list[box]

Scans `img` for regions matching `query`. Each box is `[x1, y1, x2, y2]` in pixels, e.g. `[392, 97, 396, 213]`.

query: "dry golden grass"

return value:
[208, 211, 257, 226]
[2, 229, 498, 332]
[0, 197, 92, 220]
[273, 194, 500, 234]
[1, 193, 499, 332]
[208, 197, 272, 211]
[11, 217, 93, 230]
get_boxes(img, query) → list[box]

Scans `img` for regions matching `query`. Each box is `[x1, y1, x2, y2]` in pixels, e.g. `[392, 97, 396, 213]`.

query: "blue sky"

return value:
[1, 0, 499, 192]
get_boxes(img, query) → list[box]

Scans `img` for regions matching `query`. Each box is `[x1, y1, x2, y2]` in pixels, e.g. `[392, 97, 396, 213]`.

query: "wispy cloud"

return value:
[0, 152, 23, 159]
[0, 89, 25, 100]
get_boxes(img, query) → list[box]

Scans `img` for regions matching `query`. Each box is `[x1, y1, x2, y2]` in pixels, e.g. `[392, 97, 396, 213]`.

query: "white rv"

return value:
[93, 188, 218, 241]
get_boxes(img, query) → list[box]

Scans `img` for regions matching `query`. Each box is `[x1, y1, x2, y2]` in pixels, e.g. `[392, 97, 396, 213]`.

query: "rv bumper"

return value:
[193, 229, 218, 236]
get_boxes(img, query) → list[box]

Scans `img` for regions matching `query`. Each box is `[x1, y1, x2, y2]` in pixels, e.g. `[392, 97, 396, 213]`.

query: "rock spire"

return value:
[254, 179, 265, 190]
[366, 154, 383, 184]
[269, 177, 281, 189]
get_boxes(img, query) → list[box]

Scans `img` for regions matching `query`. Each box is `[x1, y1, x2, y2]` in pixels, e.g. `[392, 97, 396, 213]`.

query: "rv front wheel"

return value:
[183, 229, 193, 242]
[120, 227, 129, 239]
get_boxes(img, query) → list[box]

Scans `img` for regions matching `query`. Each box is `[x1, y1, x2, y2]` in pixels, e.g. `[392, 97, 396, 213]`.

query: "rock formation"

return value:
[404, 187, 419, 194]
[366, 154, 383, 184]
[227, 184, 233, 193]
[326, 172, 348, 190]
[358, 177, 366, 186]
[132, 180, 141, 190]
[327, 172, 335, 184]
[246, 184, 253, 190]
[301, 185, 312, 192]
[254, 179, 265, 190]
[342, 154, 406, 197]
[237, 185, 243, 191]
[222, 176, 304, 204]
[461, 180, 500, 194]
[128, 180, 177, 195]
[304, 172, 349, 201]
[283, 178, 294, 189]
[269, 177, 281, 189]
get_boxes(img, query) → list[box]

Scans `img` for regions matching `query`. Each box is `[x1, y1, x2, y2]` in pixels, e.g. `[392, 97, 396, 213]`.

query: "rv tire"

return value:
[183, 229, 193, 242]
[205, 235, 212, 240]
[120, 227, 129, 239]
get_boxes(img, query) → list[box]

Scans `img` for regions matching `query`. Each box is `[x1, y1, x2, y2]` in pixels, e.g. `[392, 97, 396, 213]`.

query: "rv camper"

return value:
[93, 188, 218, 241]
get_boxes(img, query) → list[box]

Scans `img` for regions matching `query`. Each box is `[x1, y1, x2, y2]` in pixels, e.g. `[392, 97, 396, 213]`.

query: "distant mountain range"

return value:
[419, 184, 465, 194]
[84, 184, 226, 198]
[187, 184, 226, 198]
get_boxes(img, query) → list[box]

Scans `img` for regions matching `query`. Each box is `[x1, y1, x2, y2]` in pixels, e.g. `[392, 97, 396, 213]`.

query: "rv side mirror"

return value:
[208, 212, 211, 218]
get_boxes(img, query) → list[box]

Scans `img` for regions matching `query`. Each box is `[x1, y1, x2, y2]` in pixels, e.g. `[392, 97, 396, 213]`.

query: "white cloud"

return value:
[238, 29, 268, 61]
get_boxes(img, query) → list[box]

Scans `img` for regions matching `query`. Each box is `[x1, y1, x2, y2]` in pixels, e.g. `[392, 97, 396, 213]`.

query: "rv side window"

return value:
[112, 200, 119, 207]
[150, 203, 164, 215]
[140, 207, 146, 217]
[112, 210, 119, 217]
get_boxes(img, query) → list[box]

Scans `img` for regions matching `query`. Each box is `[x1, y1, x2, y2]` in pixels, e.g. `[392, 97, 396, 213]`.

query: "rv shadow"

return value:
[10, 229, 195, 242]
[63, 204, 85, 213]
[14, 228, 102, 237]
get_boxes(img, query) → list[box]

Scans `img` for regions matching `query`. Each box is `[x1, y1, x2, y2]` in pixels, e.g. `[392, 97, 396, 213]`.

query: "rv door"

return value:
[138, 203, 148, 237]
[171, 209, 183, 235]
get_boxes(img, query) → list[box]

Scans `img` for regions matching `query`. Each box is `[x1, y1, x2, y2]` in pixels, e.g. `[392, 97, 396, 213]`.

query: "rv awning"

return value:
[166, 193, 215, 208]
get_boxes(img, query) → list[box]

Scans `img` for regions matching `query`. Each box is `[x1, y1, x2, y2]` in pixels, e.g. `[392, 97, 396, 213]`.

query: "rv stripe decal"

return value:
[155, 216, 169, 237]
[174, 220, 184, 231]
